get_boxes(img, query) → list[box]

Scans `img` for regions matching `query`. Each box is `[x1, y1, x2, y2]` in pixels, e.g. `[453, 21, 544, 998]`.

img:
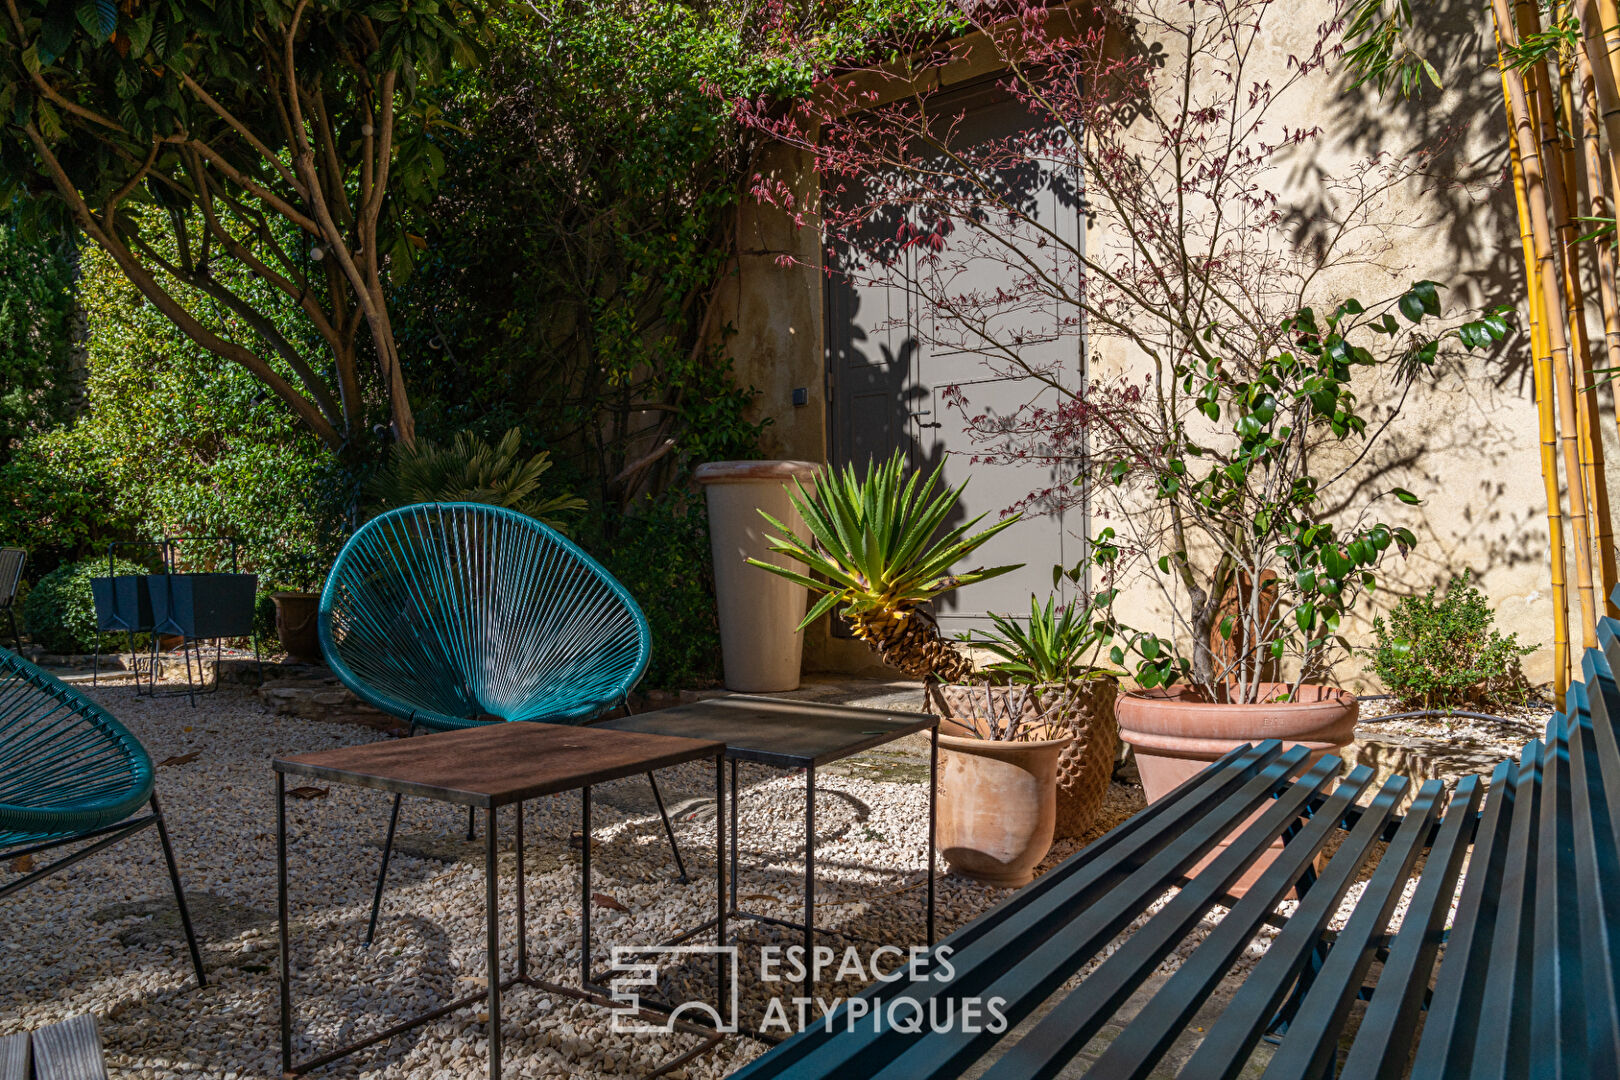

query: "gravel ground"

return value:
[0, 685, 1146, 1079]
[3, 685, 1547, 1079]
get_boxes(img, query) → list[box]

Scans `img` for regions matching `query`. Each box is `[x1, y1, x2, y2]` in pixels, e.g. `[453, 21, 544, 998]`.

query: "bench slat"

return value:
[879, 753, 1346, 1080]
[731, 741, 1297, 1080]
[1338, 771, 1484, 1080]
[0, 1032, 28, 1080]
[861, 743, 1317, 1080]
[1408, 756, 1519, 1078]
[992, 764, 1378, 1080]
[1466, 739, 1544, 1079]
[1571, 665, 1620, 1074]
[29, 1015, 107, 1080]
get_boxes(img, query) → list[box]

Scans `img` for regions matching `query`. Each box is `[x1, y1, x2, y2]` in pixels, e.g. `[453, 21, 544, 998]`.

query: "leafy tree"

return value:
[0, 0, 491, 452]
[0, 204, 77, 466]
[394, 0, 774, 506]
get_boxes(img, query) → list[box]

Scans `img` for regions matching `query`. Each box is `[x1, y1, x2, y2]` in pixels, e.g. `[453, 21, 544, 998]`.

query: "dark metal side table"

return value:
[597, 696, 939, 983]
[274, 722, 728, 1080]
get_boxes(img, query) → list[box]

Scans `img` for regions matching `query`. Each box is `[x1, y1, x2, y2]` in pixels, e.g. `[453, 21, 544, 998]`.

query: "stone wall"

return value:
[712, 2, 1580, 691]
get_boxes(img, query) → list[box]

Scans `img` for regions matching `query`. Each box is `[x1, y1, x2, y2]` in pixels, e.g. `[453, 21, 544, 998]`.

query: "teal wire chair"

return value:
[319, 502, 687, 945]
[0, 650, 206, 985]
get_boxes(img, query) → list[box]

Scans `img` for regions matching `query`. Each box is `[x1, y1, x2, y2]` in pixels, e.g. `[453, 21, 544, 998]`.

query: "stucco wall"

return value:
[713, 2, 1584, 691]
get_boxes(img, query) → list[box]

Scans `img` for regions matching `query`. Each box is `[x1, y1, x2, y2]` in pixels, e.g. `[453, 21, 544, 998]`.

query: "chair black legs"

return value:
[365, 792, 405, 948]
[150, 792, 207, 988]
[467, 805, 477, 841]
[646, 772, 689, 884]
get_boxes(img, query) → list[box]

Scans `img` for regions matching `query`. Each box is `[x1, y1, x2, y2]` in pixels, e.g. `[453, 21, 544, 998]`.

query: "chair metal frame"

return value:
[318, 502, 689, 947]
[0, 650, 206, 987]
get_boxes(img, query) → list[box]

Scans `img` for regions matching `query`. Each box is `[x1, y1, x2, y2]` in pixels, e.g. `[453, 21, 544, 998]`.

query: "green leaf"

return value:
[1391, 487, 1420, 505]
[1398, 292, 1425, 324]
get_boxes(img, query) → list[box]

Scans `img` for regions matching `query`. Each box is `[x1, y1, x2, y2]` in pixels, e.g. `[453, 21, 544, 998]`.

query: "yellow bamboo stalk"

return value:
[1560, 43, 1620, 612]
[1505, 0, 1601, 647]
[1504, 58, 1573, 703]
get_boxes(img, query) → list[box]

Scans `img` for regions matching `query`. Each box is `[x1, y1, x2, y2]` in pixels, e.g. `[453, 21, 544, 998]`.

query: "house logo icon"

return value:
[607, 945, 740, 1034]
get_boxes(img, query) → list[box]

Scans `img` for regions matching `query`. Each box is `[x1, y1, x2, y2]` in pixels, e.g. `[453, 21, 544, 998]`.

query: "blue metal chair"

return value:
[0, 650, 206, 985]
[319, 502, 687, 945]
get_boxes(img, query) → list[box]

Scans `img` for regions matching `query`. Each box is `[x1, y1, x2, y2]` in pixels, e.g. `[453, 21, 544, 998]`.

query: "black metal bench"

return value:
[733, 627, 1620, 1079]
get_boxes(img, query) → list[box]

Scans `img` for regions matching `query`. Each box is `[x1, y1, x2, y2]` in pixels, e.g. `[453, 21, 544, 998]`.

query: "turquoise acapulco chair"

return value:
[319, 502, 687, 946]
[0, 650, 206, 985]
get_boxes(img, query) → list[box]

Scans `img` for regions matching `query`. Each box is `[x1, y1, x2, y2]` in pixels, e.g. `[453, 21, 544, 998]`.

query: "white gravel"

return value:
[0, 686, 1147, 1079]
[8, 687, 1536, 1078]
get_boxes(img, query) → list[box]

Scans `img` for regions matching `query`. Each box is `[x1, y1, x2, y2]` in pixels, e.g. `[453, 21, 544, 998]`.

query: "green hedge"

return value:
[22, 556, 150, 654]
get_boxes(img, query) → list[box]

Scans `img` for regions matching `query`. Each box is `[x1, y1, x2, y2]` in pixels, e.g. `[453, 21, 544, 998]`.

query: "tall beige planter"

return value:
[696, 460, 820, 692]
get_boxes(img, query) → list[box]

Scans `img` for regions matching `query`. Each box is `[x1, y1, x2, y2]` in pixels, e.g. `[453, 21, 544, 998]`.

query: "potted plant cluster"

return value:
[749, 452, 1121, 886]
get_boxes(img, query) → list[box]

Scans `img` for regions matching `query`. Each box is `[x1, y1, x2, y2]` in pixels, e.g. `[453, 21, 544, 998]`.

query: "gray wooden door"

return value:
[826, 80, 1085, 635]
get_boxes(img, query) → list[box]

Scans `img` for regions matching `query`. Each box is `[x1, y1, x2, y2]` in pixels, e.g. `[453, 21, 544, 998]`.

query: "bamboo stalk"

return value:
[1505, 0, 1601, 647]
[1560, 42, 1620, 612]
[1504, 57, 1573, 703]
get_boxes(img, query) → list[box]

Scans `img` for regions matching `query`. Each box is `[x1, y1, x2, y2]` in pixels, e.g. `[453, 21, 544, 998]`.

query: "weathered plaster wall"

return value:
[715, 2, 1583, 690]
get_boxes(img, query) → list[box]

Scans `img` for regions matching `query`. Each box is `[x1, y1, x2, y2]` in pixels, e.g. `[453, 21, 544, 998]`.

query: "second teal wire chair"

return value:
[0, 649, 206, 985]
[319, 502, 687, 945]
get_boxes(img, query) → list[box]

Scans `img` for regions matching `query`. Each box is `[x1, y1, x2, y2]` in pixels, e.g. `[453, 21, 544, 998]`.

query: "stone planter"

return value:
[1117, 683, 1358, 892]
[695, 460, 819, 692]
[928, 679, 1119, 840]
[272, 591, 323, 664]
[936, 731, 1071, 887]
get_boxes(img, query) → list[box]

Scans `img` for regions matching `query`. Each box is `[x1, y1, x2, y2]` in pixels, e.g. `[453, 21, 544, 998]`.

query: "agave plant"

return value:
[367, 427, 587, 527]
[749, 452, 1022, 683]
[966, 593, 1117, 685]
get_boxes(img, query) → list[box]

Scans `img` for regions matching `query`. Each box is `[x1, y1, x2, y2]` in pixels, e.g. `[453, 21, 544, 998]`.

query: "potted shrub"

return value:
[750, 452, 1112, 885]
[948, 593, 1121, 841]
[938, 291, 1503, 900]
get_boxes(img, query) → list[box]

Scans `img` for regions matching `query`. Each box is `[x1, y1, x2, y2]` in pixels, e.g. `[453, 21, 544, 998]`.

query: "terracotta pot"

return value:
[1117, 683, 1358, 894]
[927, 680, 1119, 840]
[936, 732, 1071, 887]
[272, 591, 323, 664]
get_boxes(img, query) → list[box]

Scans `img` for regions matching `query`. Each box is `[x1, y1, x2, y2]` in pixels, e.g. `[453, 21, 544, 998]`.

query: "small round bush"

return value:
[22, 557, 150, 654]
[1366, 572, 1534, 710]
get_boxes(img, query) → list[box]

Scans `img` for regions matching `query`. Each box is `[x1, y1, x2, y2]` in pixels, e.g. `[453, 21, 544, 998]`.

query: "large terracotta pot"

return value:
[928, 680, 1119, 840]
[1117, 683, 1358, 893]
[272, 591, 323, 664]
[936, 732, 1071, 887]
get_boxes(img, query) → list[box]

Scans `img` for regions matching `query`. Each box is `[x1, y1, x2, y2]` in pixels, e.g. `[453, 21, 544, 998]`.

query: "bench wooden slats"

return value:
[1337, 771, 1484, 1080]
[740, 620, 1620, 1080]
[870, 751, 1339, 1080]
[1405, 756, 1518, 1079]
[744, 741, 1295, 1079]
[1572, 664, 1620, 1073]
[27, 1016, 106, 1080]
[986, 764, 1379, 1080]
[0, 1032, 28, 1080]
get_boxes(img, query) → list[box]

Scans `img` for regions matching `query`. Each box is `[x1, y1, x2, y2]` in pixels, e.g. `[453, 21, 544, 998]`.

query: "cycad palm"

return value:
[368, 427, 586, 527]
[749, 452, 1022, 682]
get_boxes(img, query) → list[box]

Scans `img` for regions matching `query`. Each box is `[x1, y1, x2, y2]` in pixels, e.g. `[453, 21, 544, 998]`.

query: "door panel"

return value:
[826, 79, 1085, 634]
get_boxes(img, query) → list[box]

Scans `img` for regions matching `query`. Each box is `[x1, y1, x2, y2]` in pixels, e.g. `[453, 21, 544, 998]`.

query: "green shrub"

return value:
[22, 556, 151, 654]
[1366, 573, 1534, 709]
[595, 489, 721, 691]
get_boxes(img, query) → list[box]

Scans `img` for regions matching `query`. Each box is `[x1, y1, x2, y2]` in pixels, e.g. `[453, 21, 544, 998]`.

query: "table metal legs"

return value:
[928, 724, 938, 947]
[484, 807, 501, 1078]
[805, 764, 816, 995]
[279, 760, 729, 1080]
